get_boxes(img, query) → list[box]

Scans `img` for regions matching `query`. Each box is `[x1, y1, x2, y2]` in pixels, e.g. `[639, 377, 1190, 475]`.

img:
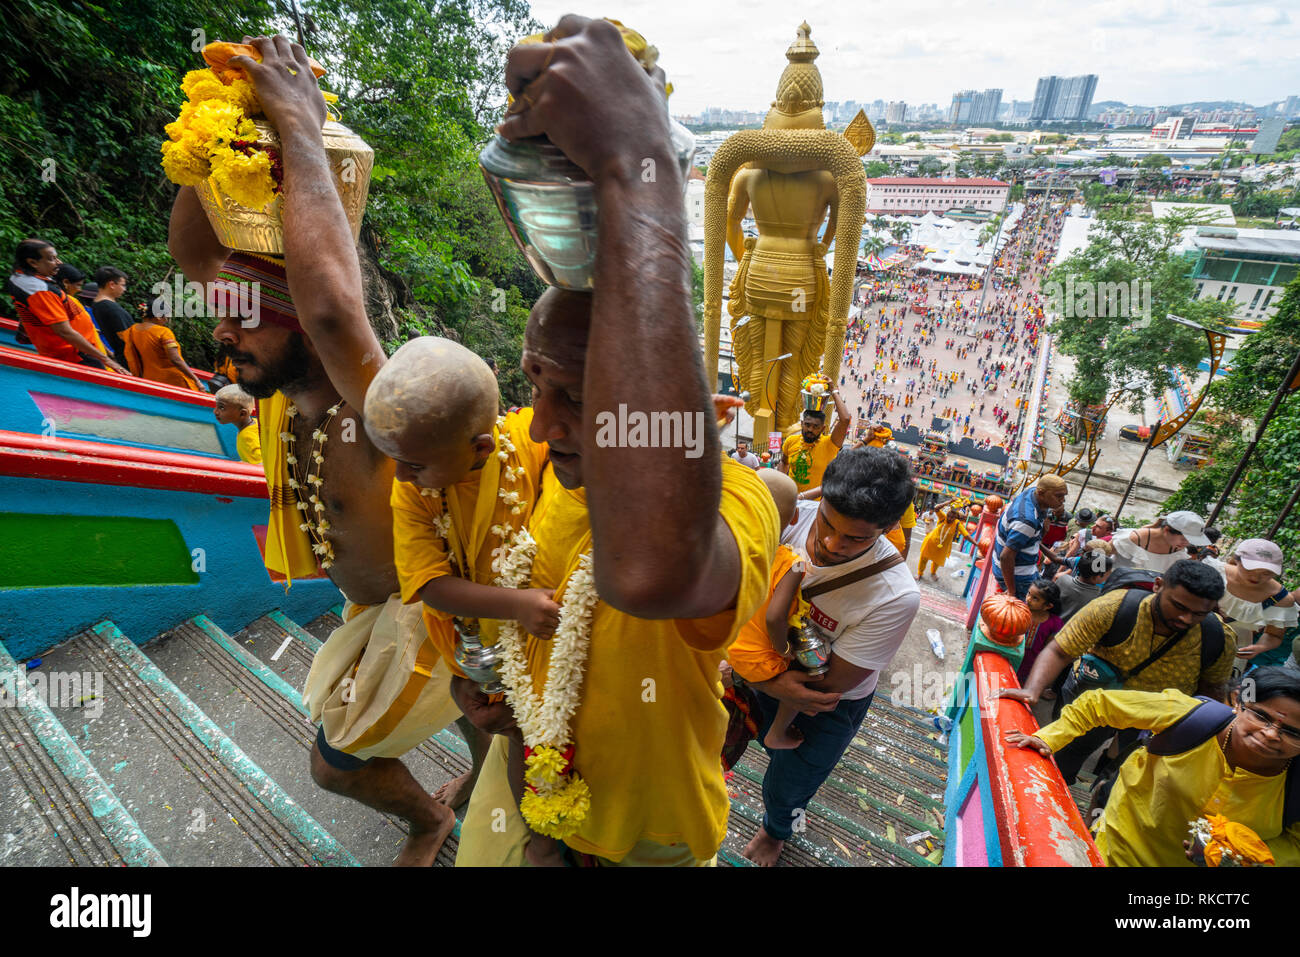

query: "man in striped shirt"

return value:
[992, 475, 1068, 600]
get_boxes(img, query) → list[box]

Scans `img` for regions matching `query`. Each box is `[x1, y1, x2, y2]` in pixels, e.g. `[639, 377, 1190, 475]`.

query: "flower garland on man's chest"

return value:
[492, 528, 598, 840]
[419, 417, 600, 839]
[281, 401, 343, 570]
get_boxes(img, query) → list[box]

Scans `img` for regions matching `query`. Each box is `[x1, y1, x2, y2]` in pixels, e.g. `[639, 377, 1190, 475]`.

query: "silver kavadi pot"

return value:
[478, 117, 695, 290]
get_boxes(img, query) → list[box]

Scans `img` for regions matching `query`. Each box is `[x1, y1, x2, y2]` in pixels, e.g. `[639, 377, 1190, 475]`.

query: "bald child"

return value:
[725, 470, 810, 749]
[365, 336, 562, 862]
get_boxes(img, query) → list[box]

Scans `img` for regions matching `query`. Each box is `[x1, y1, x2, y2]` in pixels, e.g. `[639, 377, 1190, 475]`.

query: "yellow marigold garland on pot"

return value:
[160, 59, 339, 211]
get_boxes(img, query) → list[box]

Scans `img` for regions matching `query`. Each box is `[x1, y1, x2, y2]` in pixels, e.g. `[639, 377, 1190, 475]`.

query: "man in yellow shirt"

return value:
[999, 559, 1234, 783]
[781, 387, 850, 496]
[452, 17, 778, 864]
[1007, 672, 1300, 866]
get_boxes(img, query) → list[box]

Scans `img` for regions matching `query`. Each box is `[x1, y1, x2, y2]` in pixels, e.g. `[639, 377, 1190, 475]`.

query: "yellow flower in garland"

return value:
[210, 143, 277, 211]
[520, 772, 592, 840]
[160, 67, 278, 205]
[524, 744, 570, 788]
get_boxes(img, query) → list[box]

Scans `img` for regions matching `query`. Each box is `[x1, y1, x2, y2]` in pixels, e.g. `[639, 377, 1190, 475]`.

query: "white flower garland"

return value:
[491, 529, 599, 747]
[491, 527, 598, 838]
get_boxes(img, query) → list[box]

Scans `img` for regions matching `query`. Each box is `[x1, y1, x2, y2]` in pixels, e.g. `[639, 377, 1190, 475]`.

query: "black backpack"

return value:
[1095, 587, 1225, 675]
[1100, 566, 1159, 595]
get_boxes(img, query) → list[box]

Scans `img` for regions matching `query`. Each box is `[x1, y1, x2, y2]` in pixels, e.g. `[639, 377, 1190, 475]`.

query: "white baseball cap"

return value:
[1235, 538, 1283, 576]
[1165, 511, 1210, 547]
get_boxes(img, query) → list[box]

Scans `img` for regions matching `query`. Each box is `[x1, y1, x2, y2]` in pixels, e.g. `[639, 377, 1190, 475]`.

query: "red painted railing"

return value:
[964, 508, 999, 631]
[974, 652, 1103, 866]
[0, 429, 266, 498]
[0, 341, 216, 402]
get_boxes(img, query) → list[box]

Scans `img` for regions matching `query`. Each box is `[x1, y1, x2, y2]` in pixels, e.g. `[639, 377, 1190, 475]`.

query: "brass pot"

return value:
[194, 119, 374, 256]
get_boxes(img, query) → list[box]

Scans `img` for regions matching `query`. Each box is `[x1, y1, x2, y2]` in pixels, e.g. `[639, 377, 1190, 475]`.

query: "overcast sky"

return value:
[525, 0, 1299, 113]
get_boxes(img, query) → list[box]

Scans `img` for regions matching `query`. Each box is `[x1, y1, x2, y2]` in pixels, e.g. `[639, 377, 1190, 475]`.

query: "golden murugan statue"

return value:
[703, 22, 871, 439]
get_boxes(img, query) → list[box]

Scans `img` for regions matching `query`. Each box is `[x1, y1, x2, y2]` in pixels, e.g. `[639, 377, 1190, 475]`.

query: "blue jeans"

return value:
[753, 688, 875, 841]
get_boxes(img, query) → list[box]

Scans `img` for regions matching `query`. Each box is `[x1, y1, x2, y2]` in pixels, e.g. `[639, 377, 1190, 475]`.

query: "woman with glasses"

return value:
[1006, 667, 1300, 866]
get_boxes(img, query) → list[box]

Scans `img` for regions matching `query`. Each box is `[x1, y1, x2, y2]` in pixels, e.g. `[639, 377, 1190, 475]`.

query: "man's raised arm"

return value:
[228, 36, 386, 416]
[498, 17, 735, 619]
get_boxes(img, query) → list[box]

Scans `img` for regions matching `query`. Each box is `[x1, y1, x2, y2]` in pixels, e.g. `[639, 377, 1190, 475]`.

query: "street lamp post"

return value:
[1113, 419, 1161, 523]
[1114, 317, 1228, 521]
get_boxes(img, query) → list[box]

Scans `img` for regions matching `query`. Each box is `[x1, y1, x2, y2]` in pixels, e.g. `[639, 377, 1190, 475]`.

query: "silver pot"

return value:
[478, 119, 696, 290]
[791, 620, 829, 678]
[452, 618, 504, 695]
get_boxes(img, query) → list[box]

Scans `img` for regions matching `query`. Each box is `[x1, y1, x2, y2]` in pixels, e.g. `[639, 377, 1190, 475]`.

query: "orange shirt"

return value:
[122, 322, 203, 391]
[7, 271, 108, 364]
[726, 543, 799, 683]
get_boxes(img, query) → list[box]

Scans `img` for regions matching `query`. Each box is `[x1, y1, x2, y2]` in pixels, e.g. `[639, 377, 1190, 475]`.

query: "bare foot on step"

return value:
[433, 770, 477, 810]
[742, 827, 785, 866]
[393, 801, 455, 866]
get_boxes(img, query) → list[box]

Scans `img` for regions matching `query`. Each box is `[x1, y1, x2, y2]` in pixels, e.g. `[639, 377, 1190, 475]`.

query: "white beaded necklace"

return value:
[282, 400, 343, 570]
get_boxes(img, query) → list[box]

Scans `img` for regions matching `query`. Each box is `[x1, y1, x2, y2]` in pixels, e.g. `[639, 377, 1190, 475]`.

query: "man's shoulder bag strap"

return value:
[801, 553, 906, 601]
[1096, 589, 1185, 682]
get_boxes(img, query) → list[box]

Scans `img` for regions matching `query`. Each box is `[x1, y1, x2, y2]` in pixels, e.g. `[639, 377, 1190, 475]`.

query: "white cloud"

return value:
[522, 0, 1300, 112]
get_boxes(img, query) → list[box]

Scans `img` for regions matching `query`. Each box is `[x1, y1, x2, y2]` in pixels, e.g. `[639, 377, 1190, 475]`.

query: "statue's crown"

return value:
[772, 22, 823, 116]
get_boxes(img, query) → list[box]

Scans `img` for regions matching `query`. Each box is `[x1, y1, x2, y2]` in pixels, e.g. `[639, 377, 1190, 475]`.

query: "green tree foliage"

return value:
[0, 0, 276, 366]
[1045, 205, 1234, 408]
[1139, 154, 1172, 169]
[862, 159, 891, 177]
[1, 0, 544, 406]
[1163, 277, 1300, 569]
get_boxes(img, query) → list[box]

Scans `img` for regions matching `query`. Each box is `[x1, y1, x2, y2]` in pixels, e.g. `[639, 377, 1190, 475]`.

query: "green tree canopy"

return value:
[1, 0, 544, 405]
[1044, 206, 1234, 408]
[1163, 276, 1300, 569]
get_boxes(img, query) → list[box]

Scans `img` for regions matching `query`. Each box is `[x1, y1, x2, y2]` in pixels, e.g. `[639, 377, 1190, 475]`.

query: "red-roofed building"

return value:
[866, 177, 1010, 215]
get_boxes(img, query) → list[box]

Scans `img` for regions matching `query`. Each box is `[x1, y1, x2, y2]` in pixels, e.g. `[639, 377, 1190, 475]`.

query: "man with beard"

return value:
[742, 445, 920, 865]
[780, 391, 849, 498]
[165, 35, 488, 866]
[449, 16, 780, 865]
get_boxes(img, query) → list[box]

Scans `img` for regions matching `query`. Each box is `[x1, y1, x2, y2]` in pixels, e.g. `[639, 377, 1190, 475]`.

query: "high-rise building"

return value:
[972, 89, 1003, 124]
[886, 101, 908, 124]
[1029, 75, 1098, 122]
[1285, 95, 1300, 119]
[949, 90, 975, 124]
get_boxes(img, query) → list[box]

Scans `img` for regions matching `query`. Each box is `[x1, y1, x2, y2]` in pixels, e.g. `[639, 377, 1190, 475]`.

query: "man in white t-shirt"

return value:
[730, 439, 761, 469]
[742, 446, 920, 866]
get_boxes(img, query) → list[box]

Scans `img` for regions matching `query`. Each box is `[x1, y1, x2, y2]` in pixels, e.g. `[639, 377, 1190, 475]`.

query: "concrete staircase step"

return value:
[0, 641, 165, 866]
[34, 621, 354, 866]
[142, 615, 470, 866]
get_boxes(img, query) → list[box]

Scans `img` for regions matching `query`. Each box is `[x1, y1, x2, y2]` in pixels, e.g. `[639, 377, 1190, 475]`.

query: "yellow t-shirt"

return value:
[884, 501, 916, 554]
[1036, 688, 1300, 867]
[390, 409, 548, 676]
[522, 458, 778, 862]
[782, 432, 840, 494]
[236, 422, 262, 464]
[1054, 588, 1236, 695]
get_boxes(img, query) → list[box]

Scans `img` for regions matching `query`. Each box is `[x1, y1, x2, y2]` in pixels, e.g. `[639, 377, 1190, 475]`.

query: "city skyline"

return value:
[524, 0, 1299, 116]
